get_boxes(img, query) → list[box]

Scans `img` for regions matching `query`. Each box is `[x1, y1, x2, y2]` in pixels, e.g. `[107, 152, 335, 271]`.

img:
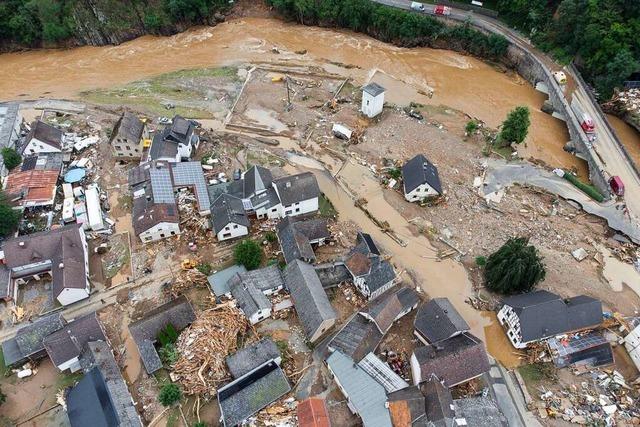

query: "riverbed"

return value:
[3, 17, 639, 176]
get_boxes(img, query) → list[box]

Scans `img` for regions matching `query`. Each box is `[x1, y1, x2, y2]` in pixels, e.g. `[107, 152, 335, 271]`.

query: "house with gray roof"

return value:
[128, 296, 196, 374]
[20, 120, 64, 156]
[1, 312, 65, 367]
[272, 172, 320, 218]
[44, 311, 106, 372]
[326, 350, 392, 427]
[229, 273, 272, 325]
[110, 111, 146, 160]
[414, 298, 470, 345]
[387, 386, 428, 426]
[226, 338, 281, 379]
[410, 332, 490, 387]
[361, 83, 385, 118]
[283, 260, 337, 343]
[328, 313, 383, 362]
[0, 103, 22, 177]
[211, 194, 250, 242]
[344, 232, 397, 300]
[242, 165, 273, 200]
[208, 264, 248, 299]
[277, 216, 330, 264]
[76, 341, 142, 427]
[357, 352, 408, 393]
[362, 286, 421, 334]
[148, 115, 199, 162]
[497, 290, 603, 349]
[218, 360, 290, 427]
[402, 154, 442, 203]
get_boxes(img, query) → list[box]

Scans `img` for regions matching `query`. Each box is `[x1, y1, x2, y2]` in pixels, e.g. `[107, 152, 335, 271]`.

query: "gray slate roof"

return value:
[225, 338, 281, 379]
[402, 154, 442, 195]
[283, 260, 336, 342]
[208, 264, 248, 297]
[239, 264, 284, 293]
[250, 187, 280, 211]
[66, 367, 119, 427]
[0, 103, 20, 150]
[80, 341, 142, 427]
[0, 263, 11, 300]
[1, 312, 66, 367]
[329, 313, 383, 362]
[414, 298, 470, 344]
[502, 290, 603, 343]
[423, 374, 454, 427]
[229, 273, 271, 320]
[43, 312, 105, 367]
[22, 120, 63, 153]
[273, 172, 320, 206]
[112, 111, 144, 143]
[326, 350, 392, 427]
[412, 332, 490, 387]
[364, 286, 421, 333]
[363, 82, 386, 97]
[454, 396, 508, 426]
[277, 217, 330, 264]
[128, 296, 196, 374]
[218, 360, 291, 427]
[211, 194, 250, 233]
[344, 233, 396, 295]
[243, 165, 273, 198]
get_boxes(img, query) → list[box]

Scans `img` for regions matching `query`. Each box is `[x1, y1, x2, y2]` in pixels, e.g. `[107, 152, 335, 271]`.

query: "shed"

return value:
[85, 186, 104, 231]
[361, 83, 385, 118]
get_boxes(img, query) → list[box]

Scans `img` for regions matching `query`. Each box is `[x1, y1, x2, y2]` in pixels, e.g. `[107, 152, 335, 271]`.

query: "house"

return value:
[148, 116, 199, 162]
[625, 322, 640, 372]
[410, 332, 490, 387]
[4, 152, 63, 208]
[326, 350, 393, 427]
[297, 398, 331, 427]
[20, 120, 64, 156]
[361, 286, 421, 334]
[547, 332, 614, 369]
[242, 165, 274, 201]
[130, 161, 211, 243]
[497, 290, 603, 349]
[2, 224, 91, 306]
[328, 313, 383, 362]
[229, 273, 272, 324]
[208, 264, 248, 299]
[272, 172, 320, 218]
[277, 216, 330, 264]
[357, 352, 409, 393]
[43, 311, 106, 372]
[225, 338, 281, 379]
[211, 194, 250, 241]
[413, 298, 470, 345]
[110, 111, 146, 159]
[361, 83, 385, 118]
[344, 232, 397, 300]
[402, 154, 442, 203]
[74, 341, 142, 427]
[236, 264, 285, 296]
[283, 260, 337, 343]
[1, 312, 65, 367]
[386, 385, 428, 426]
[0, 103, 22, 177]
[128, 296, 196, 374]
[218, 360, 291, 427]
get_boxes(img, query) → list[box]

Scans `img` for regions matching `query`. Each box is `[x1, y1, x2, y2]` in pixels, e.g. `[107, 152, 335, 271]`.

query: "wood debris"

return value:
[165, 268, 209, 298]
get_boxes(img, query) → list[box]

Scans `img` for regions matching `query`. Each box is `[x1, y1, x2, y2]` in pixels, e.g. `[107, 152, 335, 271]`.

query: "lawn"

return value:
[319, 193, 338, 219]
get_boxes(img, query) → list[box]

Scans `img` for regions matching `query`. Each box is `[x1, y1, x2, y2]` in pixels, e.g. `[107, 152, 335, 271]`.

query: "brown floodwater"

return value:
[0, 17, 589, 175]
[608, 114, 640, 167]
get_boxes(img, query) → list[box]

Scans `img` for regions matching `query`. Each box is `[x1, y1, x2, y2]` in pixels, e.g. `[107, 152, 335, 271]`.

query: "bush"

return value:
[465, 120, 479, 135]
[157, 323, 179, 347]
[234, 239, 264, 270]
[193, 423, 207, 427]
[562, 172, 604, 202]
[0, 194, 20, 237]
[158, 383, 182, 406]
[1, 147, 21, 170]
[484, 237, 545, 294]
[387, 167, 402, 180]
[158, 343, 179, 366]
[498, 106, 530, 146]
[196, 262, 212, 276]
[264, 231, 277, 243]
[0, 387, 5, 405]
[475, 256, 487, 267]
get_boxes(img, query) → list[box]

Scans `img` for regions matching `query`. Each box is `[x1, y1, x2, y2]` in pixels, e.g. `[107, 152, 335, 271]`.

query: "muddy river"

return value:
[1, 17, 639, 174]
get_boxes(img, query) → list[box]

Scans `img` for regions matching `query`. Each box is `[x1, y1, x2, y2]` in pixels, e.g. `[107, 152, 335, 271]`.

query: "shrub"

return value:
[158, 383, 182, 406]
[157, 323, 179, 347]
[465, 120, 479, 135]
[193, 423, 207, 427]
[562, 172, 604, 202]
[264, 231, 277, 243]
[475, 256, 487, 267]
[387, 167, 402, 180]
[234, 239, 264, 270]
[1, 147, 21, 170]
[158, 343, 179, 366]
[485, 237, 545, 294]
[0, 193, 20, 237]
[196, 262, 212, 276]
[0, 387, 5, 405]
[498, 106, 530, 146]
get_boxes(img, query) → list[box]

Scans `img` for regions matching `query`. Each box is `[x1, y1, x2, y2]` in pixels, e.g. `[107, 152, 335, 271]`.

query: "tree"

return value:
[0, 386, 6, 405]
[484, 237, 545, 294]
[498, 106, 530, 146]
[159, 383, 182, 406]
[1, 147, 21, 170]
[158, 343, 179, 366]
[234, 239, 264, 270]
[0, 194, 19, 237]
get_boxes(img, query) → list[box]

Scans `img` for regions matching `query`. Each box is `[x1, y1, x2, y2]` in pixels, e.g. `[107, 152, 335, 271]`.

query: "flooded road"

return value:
[0, 17, 588, 174]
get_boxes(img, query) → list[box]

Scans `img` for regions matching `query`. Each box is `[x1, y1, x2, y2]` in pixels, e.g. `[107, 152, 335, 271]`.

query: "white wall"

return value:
[255, 203, 283, 220]
[404, 183, 439, 202]
[56, 356, 81, 373]
[22, 137, 62, 156]
[139, 222, 181, 243]
[216, 223, 248, 241]
[410, 353, 421, 386]
[309, 318, 336, 343]
[369, 280, 395, 300]
[57, 287, 90, 306]
[282, 198, 318, 218]
[361, 91, 384, 118]
[248, 307, 272, 325]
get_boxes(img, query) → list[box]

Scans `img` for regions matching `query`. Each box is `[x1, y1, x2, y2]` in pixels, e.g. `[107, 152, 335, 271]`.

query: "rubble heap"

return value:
[165, 268, 209, 298]
[172, 306, 249, 396]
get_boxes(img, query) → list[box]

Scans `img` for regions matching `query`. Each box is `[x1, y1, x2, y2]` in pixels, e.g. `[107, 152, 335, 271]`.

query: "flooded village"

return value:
[0, 5, 640, 427]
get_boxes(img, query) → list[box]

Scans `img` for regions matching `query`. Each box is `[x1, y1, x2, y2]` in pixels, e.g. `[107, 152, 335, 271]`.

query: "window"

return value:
[170, 231, 176, 235]
[295, 208, 300, 213]
[233, 225, 238, 229]
[223, 233, 231, 238]
[285, 210, 292, 215]
[145, 236, 152, 241]
[366, 100, 370, 106]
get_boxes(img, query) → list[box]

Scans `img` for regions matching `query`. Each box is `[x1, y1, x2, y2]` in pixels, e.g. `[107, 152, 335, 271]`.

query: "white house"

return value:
[230, 278, 272, 325]
[344, 233, 397, 301]
[625, 323, 640, 372]
[211, 194, 250, 241]
[401, 154, 442, 203]
[20, 120, 64, 156]
[148, 116, 199, 163]
[361, 83, 385, 118]
[272, 172, 320, 218]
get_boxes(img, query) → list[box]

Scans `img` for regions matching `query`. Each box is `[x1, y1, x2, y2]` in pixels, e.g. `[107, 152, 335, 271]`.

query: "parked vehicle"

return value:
[609, 176, 625, 196]
[553, 71, 567, 85]
[573, 103, 596, 134]
[411, 2, 425, 12]
[433, 5, 451, 15]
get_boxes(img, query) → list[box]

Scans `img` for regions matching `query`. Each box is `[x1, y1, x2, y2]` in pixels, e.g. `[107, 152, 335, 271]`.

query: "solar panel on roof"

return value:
[150, 168, 175, 204]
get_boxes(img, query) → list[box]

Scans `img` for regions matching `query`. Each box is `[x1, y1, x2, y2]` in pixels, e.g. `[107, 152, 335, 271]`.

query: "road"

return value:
[373, 0, 640, 224]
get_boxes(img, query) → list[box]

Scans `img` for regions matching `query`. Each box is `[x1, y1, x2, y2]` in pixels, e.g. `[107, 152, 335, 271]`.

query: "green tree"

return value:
[465, 120, 479, 134]
[498, 106, 530, 146]
[159, 383, 182, 406]
[0, 194, 19, 237]
[234, 239, 264, 270]
[159, 343, 179, 366]
[196, 262, 212, 276]
[484, 237, 546, 294]
[1, 147, 21, 170]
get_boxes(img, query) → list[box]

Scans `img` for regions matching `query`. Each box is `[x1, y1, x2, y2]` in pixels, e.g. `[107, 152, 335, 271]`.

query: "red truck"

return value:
[609, 176, 625, 196]
[433, 5, 451, 15]
[573, 103, 596, 134]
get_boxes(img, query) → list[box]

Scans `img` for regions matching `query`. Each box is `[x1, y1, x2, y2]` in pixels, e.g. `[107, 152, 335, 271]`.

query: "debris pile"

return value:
[172, 306, 249, 396]
[254, 397, 298, 427]
[165, 268, 209, 298]
[337, 282, 366, 308]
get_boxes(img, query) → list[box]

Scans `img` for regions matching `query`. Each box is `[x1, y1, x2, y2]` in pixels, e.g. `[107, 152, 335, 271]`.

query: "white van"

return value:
[411, 2, 425, 12]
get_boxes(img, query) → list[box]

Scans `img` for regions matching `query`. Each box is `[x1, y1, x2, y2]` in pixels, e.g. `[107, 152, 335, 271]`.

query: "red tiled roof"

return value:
[297, 398, 331, 427]
[5, 169, 59, 204]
